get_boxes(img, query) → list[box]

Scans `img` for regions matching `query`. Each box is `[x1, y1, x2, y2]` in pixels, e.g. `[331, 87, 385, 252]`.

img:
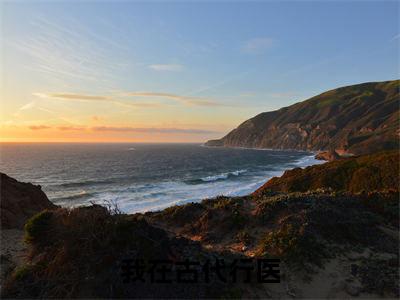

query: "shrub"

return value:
[153, 202, 204, 226]
[236, 230, 251, 245]
[13, 264, 33, 280]
[24, 210, 54, 243]
[255, 151, 399, 195]
[229, 204, 247, 229]
[257, 223, 327, 269]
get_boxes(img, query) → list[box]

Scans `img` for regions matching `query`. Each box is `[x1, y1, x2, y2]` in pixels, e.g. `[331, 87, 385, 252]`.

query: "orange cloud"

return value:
[33, 91, 227, 107]
[56, 126, 86, 131]
[91, 126, 219, 134]
[48, 94, 109, 100]
[26, 125, 219, 134]
[33, 93, 161, 108]
[29, 125, 52, 130]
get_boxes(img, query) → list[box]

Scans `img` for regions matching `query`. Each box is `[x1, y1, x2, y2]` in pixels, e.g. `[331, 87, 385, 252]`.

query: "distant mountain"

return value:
[206, 80, 399, 155]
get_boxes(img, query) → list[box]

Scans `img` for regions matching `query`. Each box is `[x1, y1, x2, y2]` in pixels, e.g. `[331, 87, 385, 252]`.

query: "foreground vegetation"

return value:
[2, 151, 399, 298]
[255, 150, 399, 194]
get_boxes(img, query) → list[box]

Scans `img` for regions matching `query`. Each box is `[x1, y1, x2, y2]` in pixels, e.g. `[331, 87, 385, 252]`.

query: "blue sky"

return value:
[1, 1, 399, 142]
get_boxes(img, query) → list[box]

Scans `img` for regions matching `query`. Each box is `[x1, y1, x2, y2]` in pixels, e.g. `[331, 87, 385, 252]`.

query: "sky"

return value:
[0, 1, 399, 142]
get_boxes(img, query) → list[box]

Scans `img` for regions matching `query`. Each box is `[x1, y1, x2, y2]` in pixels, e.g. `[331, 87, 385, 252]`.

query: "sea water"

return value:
[0, 143, 323, 213]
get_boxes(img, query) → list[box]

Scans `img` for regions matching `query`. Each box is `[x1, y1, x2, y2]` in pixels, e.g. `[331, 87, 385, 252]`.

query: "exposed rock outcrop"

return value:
[315, 149, 341, 161]
[0, 173, 57, 229]
[206, 80, 399, 155]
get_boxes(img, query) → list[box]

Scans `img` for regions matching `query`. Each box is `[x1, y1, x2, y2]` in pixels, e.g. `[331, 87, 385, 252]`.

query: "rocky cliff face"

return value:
[0, 173, 57, 229]
[206, 80, 399, 155]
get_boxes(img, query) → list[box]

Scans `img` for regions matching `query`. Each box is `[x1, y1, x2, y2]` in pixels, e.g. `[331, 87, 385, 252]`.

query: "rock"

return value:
[0, 173, 57, 229]
[315, 150, 341, 161]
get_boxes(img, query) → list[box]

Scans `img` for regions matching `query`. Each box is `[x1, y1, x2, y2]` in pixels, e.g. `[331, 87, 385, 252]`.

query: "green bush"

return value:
[24, 210, 54, 243]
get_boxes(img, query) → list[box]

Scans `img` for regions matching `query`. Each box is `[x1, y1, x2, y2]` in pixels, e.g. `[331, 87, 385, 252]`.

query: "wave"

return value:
[57, 179, 115, 188]
[49, 153, 321, 214]
[55, 190, 93, 201]
[53, 153, 317, 213]
[186, 169, 247, 184]
[292, 155, 324, 167]
[201, 169, 247, 182]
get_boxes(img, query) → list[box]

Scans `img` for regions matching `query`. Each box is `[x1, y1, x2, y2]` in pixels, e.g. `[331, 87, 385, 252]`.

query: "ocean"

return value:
[0, 143, 322, 213]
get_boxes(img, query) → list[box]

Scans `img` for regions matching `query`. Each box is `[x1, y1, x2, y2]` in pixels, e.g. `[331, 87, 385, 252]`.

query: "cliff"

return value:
[254, 150, 399, 195]
[0, 173, 57, 229]
[2, 152, 399, 298]
[206, 80, 399, 155]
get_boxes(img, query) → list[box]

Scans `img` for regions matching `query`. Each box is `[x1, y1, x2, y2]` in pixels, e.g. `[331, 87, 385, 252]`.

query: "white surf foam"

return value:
[200, 169, 247, 182]
[53, 154, 323, 214]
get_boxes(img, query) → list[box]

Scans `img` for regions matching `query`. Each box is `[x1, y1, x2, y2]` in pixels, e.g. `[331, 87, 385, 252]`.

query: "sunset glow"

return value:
[1, 2, 398, 142]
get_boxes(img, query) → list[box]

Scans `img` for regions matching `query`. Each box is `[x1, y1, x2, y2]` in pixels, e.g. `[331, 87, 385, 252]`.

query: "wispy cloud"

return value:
[13, 101, 38, 118]
[126, 92, 225, 107]
[242, 37, 275, 54]
[56, 126, 86, 131]
[19, 101, 36, 111]
[33, 92, 110, 102]
[47, 94, 110, 101]
[29, 125, 52, 130]
[8, 14, 132, 88]
[148, 64, 184, 72]
[33, 91, 227, 107]
[37, 107, 57, 114]
[91, 126, 218, 134]
[33, 92, 161, 108]
[27, 125, 218, 134]
[391, 33, 400, 41]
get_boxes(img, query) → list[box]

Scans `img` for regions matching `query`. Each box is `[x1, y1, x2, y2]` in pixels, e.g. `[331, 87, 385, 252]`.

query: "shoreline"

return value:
[201, 143, 330, 160]
[47, 152, 323, 214]
[201, 143, 320, 154]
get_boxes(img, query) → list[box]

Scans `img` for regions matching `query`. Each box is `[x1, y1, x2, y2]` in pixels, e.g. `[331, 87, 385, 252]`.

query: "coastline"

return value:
[51, 150, 323, 214]
[201, 143, 332, 161]
[1, 151, 398, 298]
[135, 152, 323, 213]
[1, 143, 323, 215]
[201, 143, 321, 154]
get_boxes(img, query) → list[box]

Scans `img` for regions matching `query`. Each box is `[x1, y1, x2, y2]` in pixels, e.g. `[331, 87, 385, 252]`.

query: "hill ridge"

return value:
[206, 80, 399, 155]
